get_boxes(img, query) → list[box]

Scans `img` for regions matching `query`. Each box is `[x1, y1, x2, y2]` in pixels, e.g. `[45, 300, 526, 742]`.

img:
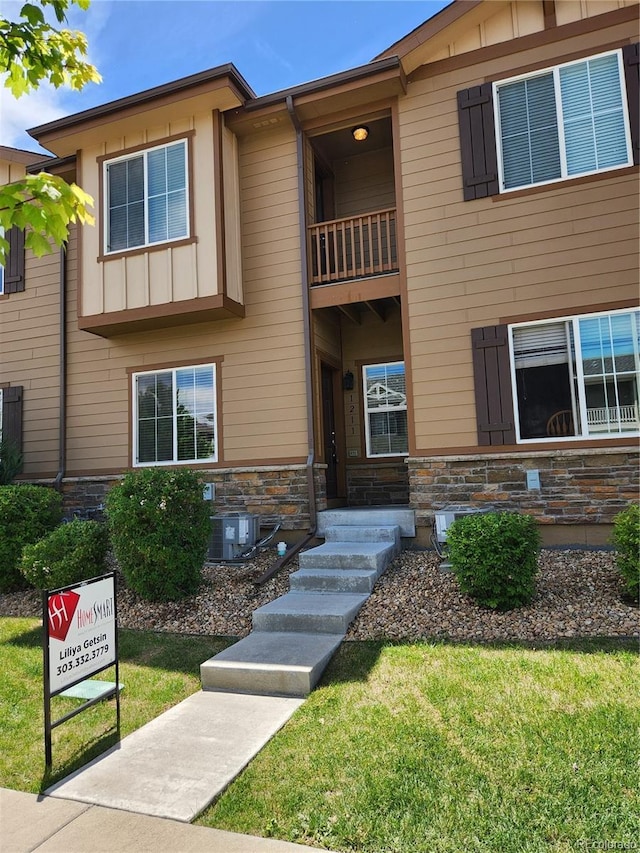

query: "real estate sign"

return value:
[46, 574, 117, 694]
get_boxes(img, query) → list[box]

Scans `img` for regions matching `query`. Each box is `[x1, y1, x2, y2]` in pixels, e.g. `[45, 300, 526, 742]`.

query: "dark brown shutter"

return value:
[2, 386, 23, 452]
[4, 227, 25, 294]
[623, 42, 640, 166]
[471, 325, 515, 446]
[457, 83, 499, 201]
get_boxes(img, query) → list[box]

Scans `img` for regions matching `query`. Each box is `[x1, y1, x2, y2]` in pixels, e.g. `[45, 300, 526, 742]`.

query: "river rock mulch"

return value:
[1, 547, 637, 643]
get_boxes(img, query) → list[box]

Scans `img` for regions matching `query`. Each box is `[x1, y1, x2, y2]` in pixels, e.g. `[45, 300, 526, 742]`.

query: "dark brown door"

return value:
[321, 363, 339, 500]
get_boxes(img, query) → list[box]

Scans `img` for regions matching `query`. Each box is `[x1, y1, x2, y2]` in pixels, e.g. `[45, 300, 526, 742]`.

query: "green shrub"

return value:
[0, 485, 63, 592]
[611, 504, 639, 603]
[19, 519, 109, 590]
[105, 468, 210, 601]
[0, 438, 23, 485]
[446, 511, 541, 611]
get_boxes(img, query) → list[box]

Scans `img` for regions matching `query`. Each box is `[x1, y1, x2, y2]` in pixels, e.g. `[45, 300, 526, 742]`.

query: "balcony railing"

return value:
[308, 208, 398, 286]
[587, 404, 639, 431]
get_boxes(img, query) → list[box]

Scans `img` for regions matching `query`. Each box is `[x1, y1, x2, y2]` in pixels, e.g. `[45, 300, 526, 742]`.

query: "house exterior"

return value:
[1, 0, 638, 546]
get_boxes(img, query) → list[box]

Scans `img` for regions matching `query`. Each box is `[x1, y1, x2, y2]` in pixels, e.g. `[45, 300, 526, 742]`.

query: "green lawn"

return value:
[199, 640, 639, 853]
[0, 617, 230, 791]
[1, 617, 637, 852]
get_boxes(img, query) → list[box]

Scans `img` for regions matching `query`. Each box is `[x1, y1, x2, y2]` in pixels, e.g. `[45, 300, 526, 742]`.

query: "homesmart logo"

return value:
[47, 591, 81, 642]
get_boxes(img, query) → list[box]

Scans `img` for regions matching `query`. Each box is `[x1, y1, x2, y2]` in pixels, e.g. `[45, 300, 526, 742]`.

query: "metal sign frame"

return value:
[43, 572, 120, 770]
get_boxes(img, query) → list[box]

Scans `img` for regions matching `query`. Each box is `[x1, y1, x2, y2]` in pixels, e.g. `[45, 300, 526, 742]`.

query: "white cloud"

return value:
[0, 84, 68, 153]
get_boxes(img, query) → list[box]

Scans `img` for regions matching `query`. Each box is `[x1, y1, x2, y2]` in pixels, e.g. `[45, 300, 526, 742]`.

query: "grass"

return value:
[1, 618, 638, 852]
[197, 640, 639, 853]
[0, 617, 230, 792]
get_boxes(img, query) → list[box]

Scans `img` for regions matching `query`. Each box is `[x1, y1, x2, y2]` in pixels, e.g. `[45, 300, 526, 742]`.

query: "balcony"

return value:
[587, 404, 639, 432]
[308, 208, 398, 286]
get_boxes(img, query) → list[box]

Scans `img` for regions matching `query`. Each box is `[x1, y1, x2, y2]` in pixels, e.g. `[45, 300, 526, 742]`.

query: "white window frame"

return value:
[509, 308, 640, 443]
[494, 49, 633, 193]
[104, 138, 189, 254]
[362, 361, 409, 458]
[132, 363, 217, 467]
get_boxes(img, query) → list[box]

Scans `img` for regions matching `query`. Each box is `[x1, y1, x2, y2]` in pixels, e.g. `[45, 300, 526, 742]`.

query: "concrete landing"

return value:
[317, 507, 415, 537]
[201, 631, 343, 696]
[45, 690, 303, 823]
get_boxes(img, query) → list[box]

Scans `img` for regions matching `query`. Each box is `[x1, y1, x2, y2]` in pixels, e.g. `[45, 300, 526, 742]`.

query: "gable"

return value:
[377, 0, 639, 76]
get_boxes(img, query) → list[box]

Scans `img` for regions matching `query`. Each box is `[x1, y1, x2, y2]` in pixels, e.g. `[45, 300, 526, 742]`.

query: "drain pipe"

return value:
[255, 97, 318, 585]
[53, 244, 66, 493]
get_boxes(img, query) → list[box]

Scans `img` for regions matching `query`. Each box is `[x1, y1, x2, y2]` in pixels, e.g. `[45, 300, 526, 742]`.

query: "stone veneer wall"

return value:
[57, 464, 326, 530]
[408, 448, 639, 527]
[346, 462, 410, 506]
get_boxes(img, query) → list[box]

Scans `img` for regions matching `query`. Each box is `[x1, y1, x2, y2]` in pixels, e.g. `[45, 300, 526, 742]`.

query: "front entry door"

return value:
[321, 363, 340, 500]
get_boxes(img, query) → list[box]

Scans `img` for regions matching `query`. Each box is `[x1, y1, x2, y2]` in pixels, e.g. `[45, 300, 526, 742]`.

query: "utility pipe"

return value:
[53, 244, 66, 492]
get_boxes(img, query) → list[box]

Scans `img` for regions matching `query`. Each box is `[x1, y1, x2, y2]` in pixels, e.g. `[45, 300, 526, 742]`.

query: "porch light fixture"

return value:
[351, 125, 369, 142]
[343, 370, 354, 390]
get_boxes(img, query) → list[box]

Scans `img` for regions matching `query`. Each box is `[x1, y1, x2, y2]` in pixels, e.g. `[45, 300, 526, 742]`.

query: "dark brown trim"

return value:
[29, 65, 255, 140]
[375, 0, 483, 61]
[412, 437, 640, 457]
[126, 354, 225, 376]
[542, 1, 557, 31]
[78, 294, 245, 337]
[245, 56, 402, 112]
[97, 236, 198, 264]
[408, 6, 639, 82]
[26, 154, 75, 175]
[212, 110, 227, 298]
[484, 40, 636, 86]
[623, 42, 640, 165]
[491, 164, 638, 202]
[500, 300, 638, 327]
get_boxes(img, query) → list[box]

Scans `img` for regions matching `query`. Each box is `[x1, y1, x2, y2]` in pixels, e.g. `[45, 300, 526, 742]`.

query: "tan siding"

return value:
[333, 148, 395, 218]
[64, 123, 309, 473]
[399, 17, 640, 452]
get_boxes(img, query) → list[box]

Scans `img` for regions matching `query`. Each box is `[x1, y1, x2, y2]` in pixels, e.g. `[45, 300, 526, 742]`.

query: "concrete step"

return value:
[252, 591, 368, 634]
[317, 507, 415, 537]
[323, 524, 401, 546]
[200, 632, 343, 697]
[290, 567, 380, 593]
[299, 540, 396, 572]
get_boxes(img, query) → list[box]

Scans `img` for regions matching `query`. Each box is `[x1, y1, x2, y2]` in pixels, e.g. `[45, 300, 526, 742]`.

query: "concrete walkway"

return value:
[1, 787, 329, 853]
[44, 691, 303, 822]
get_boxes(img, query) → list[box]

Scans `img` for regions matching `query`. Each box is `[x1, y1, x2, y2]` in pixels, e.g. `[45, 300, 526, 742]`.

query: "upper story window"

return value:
[509, 309, 639, 442]
[133, 363, 217, 466]
[105, 139, 189, 253]
[495, 50, 633, 192]
[363, 361, 408, 457]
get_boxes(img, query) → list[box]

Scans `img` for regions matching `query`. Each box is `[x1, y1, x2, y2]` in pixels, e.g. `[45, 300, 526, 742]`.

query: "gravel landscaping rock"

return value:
[1, 548, 637, 643]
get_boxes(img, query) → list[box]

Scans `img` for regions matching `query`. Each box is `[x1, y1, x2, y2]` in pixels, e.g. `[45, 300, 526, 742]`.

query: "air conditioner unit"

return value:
[208, 514, 260, 561]
[432, 505, 495, 569]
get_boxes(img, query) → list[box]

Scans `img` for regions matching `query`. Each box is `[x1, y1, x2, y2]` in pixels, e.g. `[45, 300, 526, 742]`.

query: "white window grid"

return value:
[493, 49, 633, 193]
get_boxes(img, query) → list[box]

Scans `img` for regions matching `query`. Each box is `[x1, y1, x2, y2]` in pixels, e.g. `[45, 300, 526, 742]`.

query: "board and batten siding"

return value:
[398, 17, 640, 454]
[79, 114, 219, 319]
[63, 122, 308, 474]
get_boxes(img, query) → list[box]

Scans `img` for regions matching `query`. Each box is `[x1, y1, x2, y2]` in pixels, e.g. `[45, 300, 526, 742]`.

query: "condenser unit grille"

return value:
[208, 514, 260, 561]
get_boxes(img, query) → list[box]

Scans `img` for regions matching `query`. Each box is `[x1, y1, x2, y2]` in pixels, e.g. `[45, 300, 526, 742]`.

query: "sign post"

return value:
[43, 572, 120, 770]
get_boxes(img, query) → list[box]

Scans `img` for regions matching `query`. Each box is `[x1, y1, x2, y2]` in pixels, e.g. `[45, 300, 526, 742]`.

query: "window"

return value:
[133, 364, 217, 466]
[457, 43, 639, 200]
[363, 361, 408, 457]
[509, 309, 640, 441]
[495, 50, 633, 192]
[105, 139, 188, 253]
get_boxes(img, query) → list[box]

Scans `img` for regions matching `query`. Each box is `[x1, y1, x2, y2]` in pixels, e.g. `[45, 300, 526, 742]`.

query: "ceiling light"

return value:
[352, 125, 369, 142]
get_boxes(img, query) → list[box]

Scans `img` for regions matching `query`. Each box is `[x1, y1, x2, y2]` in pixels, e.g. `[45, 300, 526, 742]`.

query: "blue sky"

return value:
[1, 0, 450, 154]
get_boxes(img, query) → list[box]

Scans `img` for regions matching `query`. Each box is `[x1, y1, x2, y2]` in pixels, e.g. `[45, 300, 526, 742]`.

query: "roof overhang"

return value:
[28, 64, 255, 157]
[227, 56, 406, 135]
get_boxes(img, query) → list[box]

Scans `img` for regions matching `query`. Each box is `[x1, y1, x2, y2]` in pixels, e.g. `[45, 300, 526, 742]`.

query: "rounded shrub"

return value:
[0, 485, 63, 592]
[611, 504, 639, 603]
[19, 519, 109, 590]
[446, 511, 541, 611]
[106, 468, 210, 601]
